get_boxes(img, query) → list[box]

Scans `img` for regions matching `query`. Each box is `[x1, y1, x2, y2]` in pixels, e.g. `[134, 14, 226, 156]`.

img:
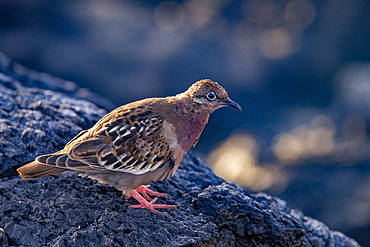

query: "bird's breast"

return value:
[162, 120, 186, 167]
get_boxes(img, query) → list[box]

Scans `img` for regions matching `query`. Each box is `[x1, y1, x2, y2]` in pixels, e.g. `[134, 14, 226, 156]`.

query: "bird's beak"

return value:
[221, 98, 242, 112]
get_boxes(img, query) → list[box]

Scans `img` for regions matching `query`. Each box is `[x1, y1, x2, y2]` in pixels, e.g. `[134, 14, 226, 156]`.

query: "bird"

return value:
[17, 79, 242, 215]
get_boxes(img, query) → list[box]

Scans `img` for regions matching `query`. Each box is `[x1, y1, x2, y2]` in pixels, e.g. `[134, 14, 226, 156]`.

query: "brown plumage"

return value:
[17, 79, 242, 214]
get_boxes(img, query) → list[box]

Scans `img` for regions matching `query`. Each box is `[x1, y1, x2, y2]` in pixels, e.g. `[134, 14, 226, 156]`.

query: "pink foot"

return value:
[125, 187, 178, 215]
[136, 185, 169, 201]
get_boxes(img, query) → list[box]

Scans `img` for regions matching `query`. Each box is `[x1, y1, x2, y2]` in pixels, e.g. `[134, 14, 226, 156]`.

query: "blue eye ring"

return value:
[206, 91, 217, 101]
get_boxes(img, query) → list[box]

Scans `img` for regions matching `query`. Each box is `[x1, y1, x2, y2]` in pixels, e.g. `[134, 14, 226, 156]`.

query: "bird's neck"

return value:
[171, 97, 210, 152]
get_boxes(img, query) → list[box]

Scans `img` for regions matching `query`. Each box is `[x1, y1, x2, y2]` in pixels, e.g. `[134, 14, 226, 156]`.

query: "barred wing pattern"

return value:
[37, 106, 174, 176]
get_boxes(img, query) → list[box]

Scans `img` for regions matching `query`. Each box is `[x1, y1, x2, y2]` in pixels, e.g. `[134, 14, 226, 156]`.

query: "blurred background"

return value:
[0, 0, 369, 245]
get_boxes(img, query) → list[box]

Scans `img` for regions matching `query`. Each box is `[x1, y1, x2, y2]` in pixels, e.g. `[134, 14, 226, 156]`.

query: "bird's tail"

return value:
[17, 161, 67, 180]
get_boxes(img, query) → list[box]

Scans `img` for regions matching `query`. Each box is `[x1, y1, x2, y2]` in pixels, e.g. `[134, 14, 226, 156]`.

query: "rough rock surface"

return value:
[0, 53, 360, 246]
[0, 52, 109, 179]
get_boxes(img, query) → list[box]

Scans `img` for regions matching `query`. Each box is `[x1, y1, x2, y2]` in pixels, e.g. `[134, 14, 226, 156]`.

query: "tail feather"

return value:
[17, 161, 67, 180]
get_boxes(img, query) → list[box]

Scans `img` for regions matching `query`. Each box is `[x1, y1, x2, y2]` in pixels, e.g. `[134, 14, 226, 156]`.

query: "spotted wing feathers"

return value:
[33, 106, 174, 176]
[97, 109, 172, 175]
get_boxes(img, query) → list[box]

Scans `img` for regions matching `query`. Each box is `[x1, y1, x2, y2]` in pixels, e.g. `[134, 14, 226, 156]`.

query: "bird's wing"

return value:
[37, 106, 174, 176]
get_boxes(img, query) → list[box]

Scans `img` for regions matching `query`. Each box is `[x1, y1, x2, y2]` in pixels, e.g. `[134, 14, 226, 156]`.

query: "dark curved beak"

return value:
[222, 98, 242, 112]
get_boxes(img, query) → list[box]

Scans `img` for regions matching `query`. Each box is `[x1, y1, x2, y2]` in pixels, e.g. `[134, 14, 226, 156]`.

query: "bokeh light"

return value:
[336, 63, 370, 111]
[154, 1, 185, 32]
[209, 134, 284, 191]
[273, 115, 335, 164]
[184, 0, 222, 27]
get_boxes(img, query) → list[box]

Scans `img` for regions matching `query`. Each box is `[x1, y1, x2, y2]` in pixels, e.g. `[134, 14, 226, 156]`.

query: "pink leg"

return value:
[125, 188, 178, 215]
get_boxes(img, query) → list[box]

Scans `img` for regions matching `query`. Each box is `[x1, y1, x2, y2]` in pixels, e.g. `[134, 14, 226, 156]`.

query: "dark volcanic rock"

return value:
[0, 53, 360, 246]
[0, 154, 360, 247]
[0, 52, 108, 178]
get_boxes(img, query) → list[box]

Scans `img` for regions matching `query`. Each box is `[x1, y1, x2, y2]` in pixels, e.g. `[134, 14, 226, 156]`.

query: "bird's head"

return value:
[185, 79, 242, 114]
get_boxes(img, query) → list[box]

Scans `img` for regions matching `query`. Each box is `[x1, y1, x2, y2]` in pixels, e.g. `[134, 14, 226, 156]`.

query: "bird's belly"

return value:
[84, 160, 177, 195]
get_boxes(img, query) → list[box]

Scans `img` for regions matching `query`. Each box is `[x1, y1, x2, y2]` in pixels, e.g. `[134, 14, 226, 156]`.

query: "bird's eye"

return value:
[206, 91, 217, 101]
